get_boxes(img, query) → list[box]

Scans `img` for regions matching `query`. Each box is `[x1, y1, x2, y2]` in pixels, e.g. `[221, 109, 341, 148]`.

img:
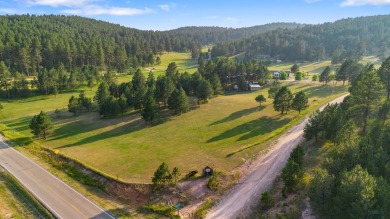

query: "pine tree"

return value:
[94, 81, 110, 106]
[141, 94, 157, 123]
[209, 74, 223, 95]
[68, 95, 79, 116]
[292, 91, 309, 114]
[168, 88, 189, 115]
[273, 86, 293, 114]
[320, 66, 331, 85]
[152, 162, 172, 191]
[29, 111, 53, 139]
[197, 79, 213, 104]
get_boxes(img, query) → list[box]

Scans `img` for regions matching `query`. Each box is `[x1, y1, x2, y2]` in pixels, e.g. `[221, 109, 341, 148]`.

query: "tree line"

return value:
[211, 15, 390, 62]
[303, 56, 390, 219]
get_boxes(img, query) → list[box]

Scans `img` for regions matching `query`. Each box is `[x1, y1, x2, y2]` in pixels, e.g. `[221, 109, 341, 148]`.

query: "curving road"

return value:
[206, 94, 348, 219]
[0, 137, 115, 219]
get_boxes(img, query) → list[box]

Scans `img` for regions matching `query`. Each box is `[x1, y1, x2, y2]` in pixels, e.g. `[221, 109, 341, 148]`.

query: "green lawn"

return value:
[269, 60, 335, 74]
[0, 81, 347, 184]
[115, 52, 198, 84]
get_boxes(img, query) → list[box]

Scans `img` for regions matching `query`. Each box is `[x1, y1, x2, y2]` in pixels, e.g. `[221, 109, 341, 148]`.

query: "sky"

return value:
[0, 0, 389, 30]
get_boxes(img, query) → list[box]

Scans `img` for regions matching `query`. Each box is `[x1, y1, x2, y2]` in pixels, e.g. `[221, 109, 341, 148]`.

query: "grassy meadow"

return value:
[115, 52, 198, 84]
[0, 81, 348, 183]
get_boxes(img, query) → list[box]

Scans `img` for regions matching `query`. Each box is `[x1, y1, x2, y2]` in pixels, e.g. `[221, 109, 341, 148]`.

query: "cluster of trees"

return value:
[304, 57, 390, 219]
[151, 162, 180, 191]
[268, 83, 309, 114]
[197, 57, 269, 90]
[68, 91, 93, 116]
[92, 63, 221, 121]
[0, 61, 100, 98]
[212, 15, 390, 61]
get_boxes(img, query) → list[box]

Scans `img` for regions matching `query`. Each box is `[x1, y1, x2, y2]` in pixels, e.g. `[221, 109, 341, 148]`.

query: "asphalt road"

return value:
[0, 137, 115, 219]
[206, 94, 348, 219]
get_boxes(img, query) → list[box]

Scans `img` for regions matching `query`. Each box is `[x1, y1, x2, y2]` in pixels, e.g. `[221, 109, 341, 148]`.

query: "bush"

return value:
[194, 199, 215, 219]
[312, 74, 319, 81]
[144, 202, 179, 219]
[260, 192, 274, 210]
[207, 172, 221, 191]
[295, 72, 303, 81]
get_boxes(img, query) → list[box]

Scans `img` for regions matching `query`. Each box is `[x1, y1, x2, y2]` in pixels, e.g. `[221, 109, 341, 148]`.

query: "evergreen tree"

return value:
[291, 64, 299, 73]
[197, 79, 213, 104]
[320, 66, 331, 85]
[292, 91, 309, 114]
[94, 81, 110, 106]
[152, 162, 172, 191]
[379, 56, 390, 100]
[349, 70, 384, 133]
[209, 74, 223, 95]
[304, 110, 323, 142]
[141, 94, 157, 123]
[273, 86, 293, 114]
[68, 95, 79, 116]
[334, 165, 377, 219]
[29, 111, 53, 139]
[168, 88, 189, 115]
[155, 75, 175, 107]
[132, 69, 147, 109]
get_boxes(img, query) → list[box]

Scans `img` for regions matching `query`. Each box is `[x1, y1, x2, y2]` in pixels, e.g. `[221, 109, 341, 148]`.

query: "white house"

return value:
[249, 84, 261, 92]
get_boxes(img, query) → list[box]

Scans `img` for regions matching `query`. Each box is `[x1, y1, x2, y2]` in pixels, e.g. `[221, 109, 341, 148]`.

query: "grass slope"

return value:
[0, 81, 347, 183]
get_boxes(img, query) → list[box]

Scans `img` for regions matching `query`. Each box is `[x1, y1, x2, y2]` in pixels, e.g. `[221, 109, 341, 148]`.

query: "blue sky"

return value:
[0, 0, 390, 30]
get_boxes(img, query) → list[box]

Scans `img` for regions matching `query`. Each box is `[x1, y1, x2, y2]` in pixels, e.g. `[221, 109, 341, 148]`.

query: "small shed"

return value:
[203, 166, 214, 176]
[273, 71, 280, 79]
[249, 84, 261, 92]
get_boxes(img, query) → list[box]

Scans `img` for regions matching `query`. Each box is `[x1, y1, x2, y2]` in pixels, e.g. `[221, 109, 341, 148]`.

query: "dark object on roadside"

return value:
[186, 170, 198, 178]
[203, 166, 214, 176]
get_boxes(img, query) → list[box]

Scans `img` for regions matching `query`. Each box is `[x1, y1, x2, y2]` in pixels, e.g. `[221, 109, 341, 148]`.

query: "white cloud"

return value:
[26, 0, 90, 7]
[305, 0, 322, 3]
[159, 4, 170, 11]
[62, 5, 152, 16]
[0, 8, 17, 14]
[341, 0, 390, 6]
[23, 0, 152, 16]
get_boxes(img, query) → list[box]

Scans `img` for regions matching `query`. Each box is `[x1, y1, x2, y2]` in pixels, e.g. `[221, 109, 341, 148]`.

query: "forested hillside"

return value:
[0, 15, 298, 75]
[212, 15, 390, 62]
[166, 23, 301, 45]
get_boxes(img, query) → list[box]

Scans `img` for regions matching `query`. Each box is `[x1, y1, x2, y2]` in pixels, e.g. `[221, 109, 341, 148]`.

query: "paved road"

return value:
[0, 137, 115, 219]
[206, 94, 348, 219]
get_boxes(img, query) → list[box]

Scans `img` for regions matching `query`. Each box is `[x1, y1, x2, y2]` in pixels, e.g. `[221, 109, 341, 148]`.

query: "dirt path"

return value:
[206, 94, 348, 219]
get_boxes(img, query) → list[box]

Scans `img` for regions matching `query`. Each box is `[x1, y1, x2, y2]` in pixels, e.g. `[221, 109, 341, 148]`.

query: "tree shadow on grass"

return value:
[209, 106, 259, 126]
[54, 117, 143, 149]
[207, 116, 290, 143]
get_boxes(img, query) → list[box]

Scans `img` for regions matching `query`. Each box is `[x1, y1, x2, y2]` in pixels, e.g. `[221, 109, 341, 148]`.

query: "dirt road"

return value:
[206, 94, 348, 219]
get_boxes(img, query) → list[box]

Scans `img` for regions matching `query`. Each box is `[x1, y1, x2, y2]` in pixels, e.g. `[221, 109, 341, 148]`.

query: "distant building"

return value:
[273, 71, 280, 79]
[249, 84, 261, 91]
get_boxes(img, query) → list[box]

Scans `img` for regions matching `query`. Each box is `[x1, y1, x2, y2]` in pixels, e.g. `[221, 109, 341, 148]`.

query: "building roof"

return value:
[249, 84, 261, 88]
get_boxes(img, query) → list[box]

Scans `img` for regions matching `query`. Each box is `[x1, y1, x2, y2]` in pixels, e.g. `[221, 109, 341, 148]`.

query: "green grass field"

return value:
[268, 56, 383, 74]
[0, 81, 347, 183]
[115, 52, 198, 84]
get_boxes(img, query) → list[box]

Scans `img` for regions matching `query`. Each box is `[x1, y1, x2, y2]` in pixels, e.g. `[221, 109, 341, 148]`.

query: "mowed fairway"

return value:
[0, 82, 347, 183]
[115, 52, 198, 84]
